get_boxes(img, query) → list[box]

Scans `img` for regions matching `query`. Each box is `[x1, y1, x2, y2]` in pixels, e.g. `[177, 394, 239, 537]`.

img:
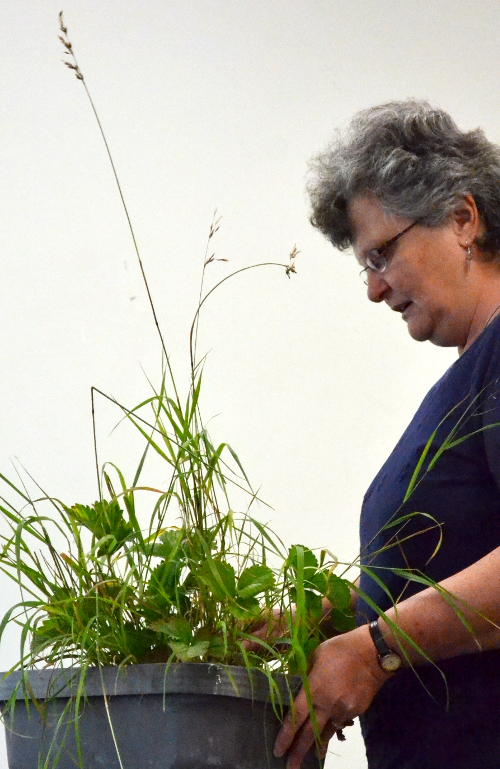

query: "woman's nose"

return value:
[366, 270, 390, 303]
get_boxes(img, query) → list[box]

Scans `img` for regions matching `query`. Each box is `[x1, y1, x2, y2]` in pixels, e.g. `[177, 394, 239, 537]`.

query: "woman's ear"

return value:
[451, 194, 483, 246]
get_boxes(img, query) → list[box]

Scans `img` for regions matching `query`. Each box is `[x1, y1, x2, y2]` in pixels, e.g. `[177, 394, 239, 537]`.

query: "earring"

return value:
[465, 242, 473, 272]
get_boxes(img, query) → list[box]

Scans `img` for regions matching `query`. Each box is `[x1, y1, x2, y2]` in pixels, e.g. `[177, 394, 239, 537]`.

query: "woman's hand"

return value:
[243, 596, 346, 652]
[274, 624, 391, 769]
[242, 605, 295, 652]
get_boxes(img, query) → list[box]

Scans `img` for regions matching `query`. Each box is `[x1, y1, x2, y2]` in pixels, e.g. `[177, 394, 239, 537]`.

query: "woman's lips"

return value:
[391, 300, 412, 317]
[401, 302, 412, 320]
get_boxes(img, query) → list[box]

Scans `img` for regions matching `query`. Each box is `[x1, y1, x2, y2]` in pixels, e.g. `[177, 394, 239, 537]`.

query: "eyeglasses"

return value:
[359, 220, 419, 284]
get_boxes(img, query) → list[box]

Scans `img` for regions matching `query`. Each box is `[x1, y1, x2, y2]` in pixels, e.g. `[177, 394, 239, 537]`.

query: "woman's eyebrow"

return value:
[356, 238, 382, 262]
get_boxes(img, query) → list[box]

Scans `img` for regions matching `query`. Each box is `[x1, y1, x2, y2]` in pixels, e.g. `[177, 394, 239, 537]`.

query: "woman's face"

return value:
[348, 194, 478, 349]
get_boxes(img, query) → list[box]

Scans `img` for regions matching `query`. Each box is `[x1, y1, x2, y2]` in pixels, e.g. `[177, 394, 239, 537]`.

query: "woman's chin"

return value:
[407, 326, 430, 343]
[407, 313, 461, 348]
[405, 312, 434, 343]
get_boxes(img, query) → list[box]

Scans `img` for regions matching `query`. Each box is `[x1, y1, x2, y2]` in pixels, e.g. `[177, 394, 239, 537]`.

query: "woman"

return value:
[274, 101, 500, 769]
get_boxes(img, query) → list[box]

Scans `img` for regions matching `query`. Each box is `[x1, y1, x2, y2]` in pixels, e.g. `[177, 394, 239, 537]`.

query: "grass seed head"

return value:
[58, 13, 84, 80]
[58, 10, 68, 36]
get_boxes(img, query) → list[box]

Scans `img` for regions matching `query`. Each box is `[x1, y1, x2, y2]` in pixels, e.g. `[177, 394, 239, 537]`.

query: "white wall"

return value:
[1, 1, 499, 766]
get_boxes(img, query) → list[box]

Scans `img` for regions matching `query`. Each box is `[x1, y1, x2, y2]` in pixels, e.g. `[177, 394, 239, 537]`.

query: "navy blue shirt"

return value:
[358, 315, 500, 769]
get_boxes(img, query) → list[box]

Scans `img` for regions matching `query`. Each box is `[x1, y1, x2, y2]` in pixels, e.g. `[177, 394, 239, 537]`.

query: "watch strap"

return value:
[369, 619, 393, 656]
[369, 619, 402, 672]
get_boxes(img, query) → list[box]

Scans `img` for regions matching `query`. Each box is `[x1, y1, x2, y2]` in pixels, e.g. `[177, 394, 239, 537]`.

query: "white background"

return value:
[1, 1, 498, 766]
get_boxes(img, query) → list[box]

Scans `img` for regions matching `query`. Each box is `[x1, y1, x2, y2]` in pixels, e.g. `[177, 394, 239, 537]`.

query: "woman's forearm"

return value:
[380, 546, 500, 665]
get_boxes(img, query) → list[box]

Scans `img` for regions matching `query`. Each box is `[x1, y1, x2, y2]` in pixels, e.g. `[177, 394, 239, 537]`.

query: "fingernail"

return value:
[273, 740, 284, 758]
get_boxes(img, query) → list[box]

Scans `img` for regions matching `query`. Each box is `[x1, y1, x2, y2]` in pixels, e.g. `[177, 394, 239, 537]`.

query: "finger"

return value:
[240, 622, 270, 651]
[296, 715, 356, 765]
[273, 688, 310, 758]
[283, 716, 324, 769]
[288, 714, 345, 769]
[241, 628, 281, 654]
[316, 721, 337, 759]
[241, 636, 261, 651]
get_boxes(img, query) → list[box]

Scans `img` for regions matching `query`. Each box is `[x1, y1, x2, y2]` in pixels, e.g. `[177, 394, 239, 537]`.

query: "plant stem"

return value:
[189, 262, 292, 374]
[58, 15, 180, 405]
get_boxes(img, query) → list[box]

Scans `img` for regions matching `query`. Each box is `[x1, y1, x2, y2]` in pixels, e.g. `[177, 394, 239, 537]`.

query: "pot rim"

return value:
[0, 662, 301, 704]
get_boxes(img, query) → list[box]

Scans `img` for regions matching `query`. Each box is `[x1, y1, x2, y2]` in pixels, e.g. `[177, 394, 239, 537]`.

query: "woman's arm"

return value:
[274, 547, 500, 769]
[381, 546, 500, 662]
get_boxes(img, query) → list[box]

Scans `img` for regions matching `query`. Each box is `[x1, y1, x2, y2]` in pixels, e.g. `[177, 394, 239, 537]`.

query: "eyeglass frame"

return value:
[359, 220, 420, 284]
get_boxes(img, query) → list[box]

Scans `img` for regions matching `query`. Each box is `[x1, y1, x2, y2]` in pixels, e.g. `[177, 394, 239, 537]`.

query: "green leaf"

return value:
[404, 425, 439, 502]
[197, 559, 236, 601]
[32, 616, 65, 643]
[194, 626, 227, 661]
[237, 564, 274, 598]
[287, 545, 318, 572]
[228, 596, 261, 620]
[69, 500, 133, 555]
[326, 574, 352, 612]
[329, 608, 356, 633]
[152, 529, 184, 559]
[307, 570, 328, 594]
[147, 559, 183, 604]
[206, 635, 227, 660]
[289, 588, 323, 622]
[203, 442, 226, 485]
[170, 640, 210, 662]
[390, 568, 437, 587]
[121, 624, 157, 659]
[150, 616, 192, 642]
[304, 590, 323, 621]
[226, 443, 252, 487]
[287, 545, 326, 593]
[301, 637, 321, 660]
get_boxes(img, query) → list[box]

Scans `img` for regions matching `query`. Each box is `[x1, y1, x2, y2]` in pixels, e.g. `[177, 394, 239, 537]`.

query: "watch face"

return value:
[381, 652, 402, 672]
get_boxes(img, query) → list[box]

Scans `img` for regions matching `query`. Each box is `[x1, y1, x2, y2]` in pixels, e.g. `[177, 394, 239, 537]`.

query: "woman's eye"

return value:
[367, 252, 385, 271]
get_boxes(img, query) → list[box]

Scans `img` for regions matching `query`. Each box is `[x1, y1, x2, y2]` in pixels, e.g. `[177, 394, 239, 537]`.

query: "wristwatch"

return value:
[368, 619, 402, 673]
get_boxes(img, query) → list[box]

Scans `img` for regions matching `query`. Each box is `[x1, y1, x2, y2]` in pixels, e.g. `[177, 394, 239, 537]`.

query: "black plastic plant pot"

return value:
[0, 662, 323, 769]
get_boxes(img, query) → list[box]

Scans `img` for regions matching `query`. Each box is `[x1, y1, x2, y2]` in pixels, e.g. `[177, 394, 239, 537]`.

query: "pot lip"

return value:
[0, 662, 301, 704]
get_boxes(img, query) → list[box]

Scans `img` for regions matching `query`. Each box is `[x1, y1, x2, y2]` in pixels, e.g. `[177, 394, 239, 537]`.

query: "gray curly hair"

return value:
[308, 100, 500, 257]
